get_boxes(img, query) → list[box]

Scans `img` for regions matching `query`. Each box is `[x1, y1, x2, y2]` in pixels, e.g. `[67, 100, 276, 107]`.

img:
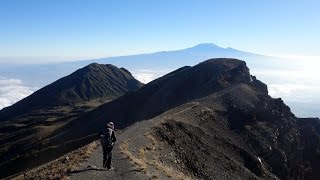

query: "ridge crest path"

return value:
[69, 102, 198, 180]
[69, 121, 153, 180]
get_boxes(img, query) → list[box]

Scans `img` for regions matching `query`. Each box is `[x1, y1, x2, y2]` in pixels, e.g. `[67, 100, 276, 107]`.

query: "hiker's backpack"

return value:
[100, 128, 113, 147]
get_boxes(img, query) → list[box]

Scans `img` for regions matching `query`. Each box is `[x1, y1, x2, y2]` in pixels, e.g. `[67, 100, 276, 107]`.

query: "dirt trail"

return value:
[69, 103, 197, 180]
[69, 121, 153, 180]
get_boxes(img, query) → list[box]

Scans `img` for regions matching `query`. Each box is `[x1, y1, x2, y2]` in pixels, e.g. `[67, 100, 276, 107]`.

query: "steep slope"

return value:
[0, 63, 143, 121]
[68, 62, 319, 179]
[50, 58, 320, 180]
[49, 58, 266, 143]
[31, 58, 267, 169]
[2, 58, 260, 178]
[151, 85, 320, 179]
[6, 58, 320, 179]
[0, 63, 143, 178]
[68, 85, 319, 180]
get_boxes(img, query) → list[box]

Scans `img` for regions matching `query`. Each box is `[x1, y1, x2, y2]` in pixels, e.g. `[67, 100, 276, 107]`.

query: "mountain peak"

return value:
[190, 43, 220, 50]
[84, 63, 115, 70]
[87, 62, 100, 67]
[0, 63, 143, 121]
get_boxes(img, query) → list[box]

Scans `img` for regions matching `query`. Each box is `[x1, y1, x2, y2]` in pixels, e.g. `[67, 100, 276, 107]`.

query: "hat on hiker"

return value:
[106, 122, 114, 129]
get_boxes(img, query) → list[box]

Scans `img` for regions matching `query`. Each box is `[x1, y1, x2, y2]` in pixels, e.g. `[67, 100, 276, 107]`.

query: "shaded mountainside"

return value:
[49, 58, 268, 143]
[152, 84, 320, 179]
[0, 63, 143, 178]
[2, 58, 261, 178]
[49, 58, 320, 180]
[3, 58, 320, 179]
[0, 63, 143, 121]
[61, 84, 320, 180]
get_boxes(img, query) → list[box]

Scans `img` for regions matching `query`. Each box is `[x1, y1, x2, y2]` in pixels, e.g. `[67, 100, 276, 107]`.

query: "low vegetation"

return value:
[12, 141, 98, 180]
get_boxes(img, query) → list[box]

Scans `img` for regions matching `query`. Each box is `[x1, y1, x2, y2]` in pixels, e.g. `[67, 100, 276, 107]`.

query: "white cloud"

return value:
[268, 82, 320, 118]
[134, 73, 155, 84]
[268, 83, 320, 103]
[0, 78, 23, 86]
[251, 56, 320, 115]
[132, 69, 170, 84]
[0, 77, 37, 110]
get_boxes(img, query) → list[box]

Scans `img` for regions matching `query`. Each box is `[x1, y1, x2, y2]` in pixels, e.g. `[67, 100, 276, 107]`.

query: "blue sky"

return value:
[0, 0, 319, 61]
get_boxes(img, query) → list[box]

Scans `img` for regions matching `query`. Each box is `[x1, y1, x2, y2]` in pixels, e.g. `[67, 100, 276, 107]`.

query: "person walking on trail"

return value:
[99, 121, 116, 169]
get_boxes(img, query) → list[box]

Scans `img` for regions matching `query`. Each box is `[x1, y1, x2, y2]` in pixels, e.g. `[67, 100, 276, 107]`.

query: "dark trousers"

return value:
[102, 146, 113, 169]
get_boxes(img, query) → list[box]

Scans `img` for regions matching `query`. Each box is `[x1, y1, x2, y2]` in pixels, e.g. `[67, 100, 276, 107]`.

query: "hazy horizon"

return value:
[0, 0, 319, 118]
[0, 43, 319, 118]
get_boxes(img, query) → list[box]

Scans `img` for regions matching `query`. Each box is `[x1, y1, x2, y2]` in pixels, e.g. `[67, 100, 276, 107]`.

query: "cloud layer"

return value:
[0, 77, 37, 110]
[268, 83, 320, 102]
[132, 69, 170, 84]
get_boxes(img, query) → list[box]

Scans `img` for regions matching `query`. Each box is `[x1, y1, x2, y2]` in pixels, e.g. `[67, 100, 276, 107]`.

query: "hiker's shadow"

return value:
[69, 167, 108, 174]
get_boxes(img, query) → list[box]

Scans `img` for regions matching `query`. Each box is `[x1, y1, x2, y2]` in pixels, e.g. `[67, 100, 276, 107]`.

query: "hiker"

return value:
[99, 121, 116, 169]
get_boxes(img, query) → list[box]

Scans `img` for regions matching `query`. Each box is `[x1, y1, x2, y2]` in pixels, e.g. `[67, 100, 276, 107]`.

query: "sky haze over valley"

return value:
[0, 0, 319, 117]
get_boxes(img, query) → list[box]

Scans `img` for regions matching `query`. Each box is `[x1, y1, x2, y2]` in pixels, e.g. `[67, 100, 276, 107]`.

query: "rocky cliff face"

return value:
[296, 118, 320, 179]
[151, 75, 320, 179]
